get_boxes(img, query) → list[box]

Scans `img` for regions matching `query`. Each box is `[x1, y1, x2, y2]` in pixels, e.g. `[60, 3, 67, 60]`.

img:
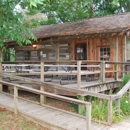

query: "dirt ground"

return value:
[0, 107, 50, 130]
[1, 90, 76, 130]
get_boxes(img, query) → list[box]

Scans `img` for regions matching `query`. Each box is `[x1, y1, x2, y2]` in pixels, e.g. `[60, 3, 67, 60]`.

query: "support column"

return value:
[14, 86, 18, 115]
[77, 61, 82, 89]
[78, 96, 85, 115]
[108, 99, 112, 125]
[123, 36, 126, 77]
[100, 61, 105, 83]
[114, 37, 118, 80]
[116, 98, 120, 115]
[40, 62, 45, 105]
[56, 43, 59, 61]
[0, 62, 2, 92]
[129, 89, 130, 102]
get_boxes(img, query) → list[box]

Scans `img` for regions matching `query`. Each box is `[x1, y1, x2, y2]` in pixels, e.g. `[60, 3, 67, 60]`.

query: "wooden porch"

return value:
[1, 60, 128, 95]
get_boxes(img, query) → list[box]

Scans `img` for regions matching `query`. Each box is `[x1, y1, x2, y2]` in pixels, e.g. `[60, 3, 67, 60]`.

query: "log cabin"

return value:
[4, 12, 130, 78]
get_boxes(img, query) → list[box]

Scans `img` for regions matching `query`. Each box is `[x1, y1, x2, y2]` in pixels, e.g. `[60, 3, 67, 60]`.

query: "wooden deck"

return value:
[0, 93, 130, 130]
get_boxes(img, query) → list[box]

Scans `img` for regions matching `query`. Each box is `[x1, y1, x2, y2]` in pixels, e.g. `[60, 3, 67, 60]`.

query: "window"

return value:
[100, 47, 110, 61]
[75, 44, 86, 60]
[25, 51, 30, 60]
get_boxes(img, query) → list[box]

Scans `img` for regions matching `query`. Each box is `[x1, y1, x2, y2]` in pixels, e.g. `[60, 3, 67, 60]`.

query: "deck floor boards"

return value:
[0, 93, 130, 130]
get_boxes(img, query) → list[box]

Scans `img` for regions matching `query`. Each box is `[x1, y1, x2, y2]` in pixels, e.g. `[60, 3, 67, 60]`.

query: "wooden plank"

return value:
[0, 62, 2, 92]
[40, 62, 45, 104]
[108, 100, 112, 125]
[100, 62, 105, 83]
[77, 61, 82, 89]
[116, 98, 120, 115]
[14, 86, 18, 115]
[86, 104, 91, 130]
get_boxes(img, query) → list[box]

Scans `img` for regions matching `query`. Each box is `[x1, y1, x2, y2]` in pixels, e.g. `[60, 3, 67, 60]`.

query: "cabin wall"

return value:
[71, 36, 124, 77]
[15, 43, 70, 61]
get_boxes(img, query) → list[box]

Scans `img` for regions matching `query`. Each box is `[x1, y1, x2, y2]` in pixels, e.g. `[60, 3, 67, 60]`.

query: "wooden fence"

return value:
[0, 79, 91, 130]
[0, 60, 130, 125]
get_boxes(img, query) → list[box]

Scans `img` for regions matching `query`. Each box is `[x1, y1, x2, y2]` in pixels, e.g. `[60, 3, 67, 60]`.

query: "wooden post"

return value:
[114, 37, 118, 80]
[114, 63, 118, 81]
[100, 61, 105, 83]
[86, 104, 91, 130]
[129, 89, 130, 102]
[14, 86, 18, 115]
[77, 61, 82, 89]
[78, 96, 84, 114]
[0, 62, 2, 92]
[116, 98, 120, 115]
[108, 99, 112, 125]
[40, 62, 45, 105]
[123, 36, 126, 77]
[56, 43, 59, 61]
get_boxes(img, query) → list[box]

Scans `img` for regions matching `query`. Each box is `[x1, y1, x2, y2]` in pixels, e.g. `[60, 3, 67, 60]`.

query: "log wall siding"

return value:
[15, 44, 70, 61]
[71, 37, 124, 77]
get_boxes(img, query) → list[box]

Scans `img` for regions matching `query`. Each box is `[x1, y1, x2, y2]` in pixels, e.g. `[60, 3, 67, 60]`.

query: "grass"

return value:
[72, 91, 130, 123]
[72, 73, 130, 123]
[0, 107, 50, 130]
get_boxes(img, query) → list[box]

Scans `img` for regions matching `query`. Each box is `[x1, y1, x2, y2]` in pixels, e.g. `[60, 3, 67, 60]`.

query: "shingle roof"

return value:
[32, 12, 130, 39]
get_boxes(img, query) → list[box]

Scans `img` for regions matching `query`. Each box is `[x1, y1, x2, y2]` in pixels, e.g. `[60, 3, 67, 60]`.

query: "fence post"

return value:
[116, 98, 120, 115]
[0, 62, 2, 92]
[129, 89, 130, 101]
[108, 99, 112, 125]
[78, 96, 84, 114]
[40, 62, 45, 105]
[86, 104, 91, 130]
[77, 61, 82, 89]
[100, 61, 105, 83]
[114, 63, 118, 81]
[14, 86, 18, 115]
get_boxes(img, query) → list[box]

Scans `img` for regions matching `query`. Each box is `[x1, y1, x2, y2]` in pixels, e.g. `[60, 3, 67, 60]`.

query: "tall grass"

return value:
[119, 73, 130, 89]
[73, 93, 130, 123]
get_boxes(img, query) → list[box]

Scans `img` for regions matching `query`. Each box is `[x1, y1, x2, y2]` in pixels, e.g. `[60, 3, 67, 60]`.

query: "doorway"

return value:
[75, 43, 87, 60]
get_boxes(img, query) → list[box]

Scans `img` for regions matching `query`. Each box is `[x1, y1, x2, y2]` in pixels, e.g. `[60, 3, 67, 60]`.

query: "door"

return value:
[75, 43, 87, 60]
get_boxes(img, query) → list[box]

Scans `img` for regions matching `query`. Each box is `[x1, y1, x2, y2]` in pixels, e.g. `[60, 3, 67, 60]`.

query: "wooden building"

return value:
[7, 13, 130, 72]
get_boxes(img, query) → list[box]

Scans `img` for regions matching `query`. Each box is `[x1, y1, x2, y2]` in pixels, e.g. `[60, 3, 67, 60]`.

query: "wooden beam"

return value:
[86, 104, 91, 130]
[108, 99, 112, 125]
[14, 86, 18, 115]
[0, 62, 2, 92]
[56, 43, 59, 61]
[103, 38, 114, 48]
[40, 62, 45, 104]
[116, 98, 120, 115]
[77, 61, 82, 89]
[114, 37, 118, 80]
[100, 62, 105, 83]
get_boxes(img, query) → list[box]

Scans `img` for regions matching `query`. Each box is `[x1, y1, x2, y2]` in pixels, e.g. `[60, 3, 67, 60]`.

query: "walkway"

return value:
[0, 93, 130, 130]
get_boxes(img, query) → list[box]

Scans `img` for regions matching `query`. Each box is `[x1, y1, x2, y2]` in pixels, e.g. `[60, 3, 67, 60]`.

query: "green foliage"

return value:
[120, 93, 130, 115]
[30, 0, 44, 7]
[27, 0, 130, 25]
[119, 73, 130, 89]
[0, 0, 42, 48]
[74, 94, 130, 123]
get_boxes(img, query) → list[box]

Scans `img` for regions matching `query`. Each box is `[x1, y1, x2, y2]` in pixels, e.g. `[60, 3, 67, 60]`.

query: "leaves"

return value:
[30, 0, 44, 7]
[0, 0, 43, 48]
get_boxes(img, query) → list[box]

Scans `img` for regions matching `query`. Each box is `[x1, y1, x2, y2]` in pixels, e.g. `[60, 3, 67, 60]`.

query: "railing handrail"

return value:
[0, 79, 92, 130]
[0, 73, 112, 100]
[0, 79, 91, 106]
[111, 80, 130, 100]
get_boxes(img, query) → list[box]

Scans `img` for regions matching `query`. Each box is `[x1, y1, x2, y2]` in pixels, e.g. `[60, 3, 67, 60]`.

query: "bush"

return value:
[119, 73, 130, 89]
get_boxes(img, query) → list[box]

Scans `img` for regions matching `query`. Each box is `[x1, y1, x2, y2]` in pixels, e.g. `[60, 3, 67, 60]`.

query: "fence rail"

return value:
[1, 60, 130, 125]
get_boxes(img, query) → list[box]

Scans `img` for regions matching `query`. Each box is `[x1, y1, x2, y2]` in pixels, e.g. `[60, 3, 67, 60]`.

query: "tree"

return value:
[0, 0, 44, 49]
[29, 0, 130, 25]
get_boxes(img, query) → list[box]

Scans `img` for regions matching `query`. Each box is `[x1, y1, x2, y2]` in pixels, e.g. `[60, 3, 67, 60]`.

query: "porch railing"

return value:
[0, 60, 130, 125]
